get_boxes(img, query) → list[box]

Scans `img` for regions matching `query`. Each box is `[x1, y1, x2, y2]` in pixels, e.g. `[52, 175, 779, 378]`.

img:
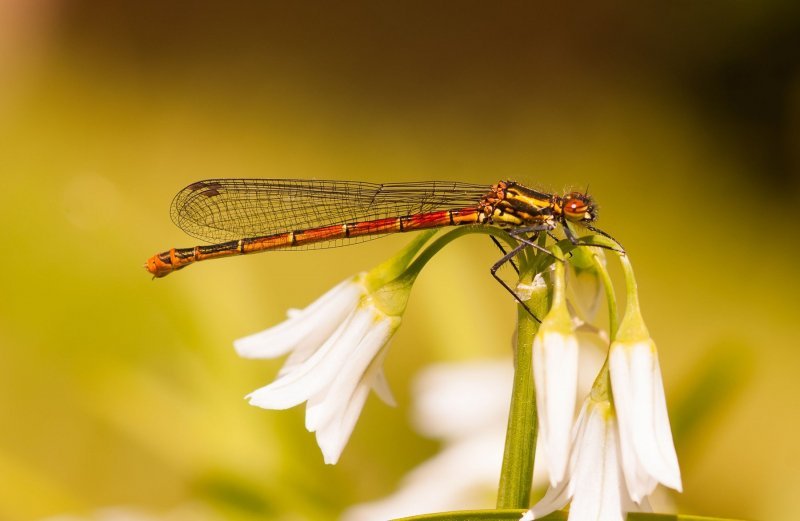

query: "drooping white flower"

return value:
[234, 273, 401, 464]
[609, 255, 682, 501]
[532, 254, 579, 485]
[521, 391, 649, 521]
[533, 322, 579, 486]
[233, 230, 438, 465]
[609, 338, 682, 501]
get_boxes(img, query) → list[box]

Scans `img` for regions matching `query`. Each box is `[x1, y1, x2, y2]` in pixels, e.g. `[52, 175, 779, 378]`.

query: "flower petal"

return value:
[244, 308, 374, 410]
[533, 331, 579, 485]
[234, 276, 362, 359]
[649, 355, 682, 491]
[568, 404, 625, 521]
[314, 342, 393, 465]
[522, 476, 571, 520]
[370, 361, 396, 407]
[609, 343, 655, 502]
[305, 314, 395, 432]
[314, 374, 372, 464]
[610, 340, 681, 501]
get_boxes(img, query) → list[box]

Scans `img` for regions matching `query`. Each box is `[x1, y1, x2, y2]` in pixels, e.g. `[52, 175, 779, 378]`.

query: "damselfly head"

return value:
[561, 192, 597, 223]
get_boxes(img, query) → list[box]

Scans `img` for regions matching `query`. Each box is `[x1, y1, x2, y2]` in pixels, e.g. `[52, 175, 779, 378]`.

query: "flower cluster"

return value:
[230, 223, 682, 519]
[522, 249, 682, 520]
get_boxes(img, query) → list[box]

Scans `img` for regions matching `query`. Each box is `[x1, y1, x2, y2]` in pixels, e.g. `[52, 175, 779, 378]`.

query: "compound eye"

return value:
[563, 196, 588, 220]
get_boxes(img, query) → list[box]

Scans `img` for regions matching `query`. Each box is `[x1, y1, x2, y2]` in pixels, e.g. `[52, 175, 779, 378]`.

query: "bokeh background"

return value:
[1, 2, 799, 520]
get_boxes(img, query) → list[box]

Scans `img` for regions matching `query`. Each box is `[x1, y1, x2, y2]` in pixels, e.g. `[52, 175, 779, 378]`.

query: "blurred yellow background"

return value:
[1, 2, 798, 520]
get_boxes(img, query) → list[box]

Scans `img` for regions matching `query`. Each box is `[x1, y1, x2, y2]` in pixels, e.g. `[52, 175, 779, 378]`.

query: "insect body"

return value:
[145, 179, 598, 278]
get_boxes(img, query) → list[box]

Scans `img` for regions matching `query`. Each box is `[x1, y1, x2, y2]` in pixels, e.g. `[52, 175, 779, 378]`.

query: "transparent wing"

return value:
[171, 179, 491, 243]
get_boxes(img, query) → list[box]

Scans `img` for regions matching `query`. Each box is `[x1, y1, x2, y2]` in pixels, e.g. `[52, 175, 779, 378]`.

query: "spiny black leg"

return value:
[585, 224, 625, 253]
[508, 223, 556, 236]
[562, 219, 579, 244]
[563, 220, 625, 255]
[509, 225, 563, 260]
[490, 240, 541, 322]
[489, 235, 519, 275]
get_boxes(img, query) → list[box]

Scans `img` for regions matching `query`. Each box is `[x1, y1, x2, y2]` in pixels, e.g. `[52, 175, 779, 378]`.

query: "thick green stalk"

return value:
[369, 227, 518, 317]
[496, 281, 549, 509]
[403, 226, 518, 280]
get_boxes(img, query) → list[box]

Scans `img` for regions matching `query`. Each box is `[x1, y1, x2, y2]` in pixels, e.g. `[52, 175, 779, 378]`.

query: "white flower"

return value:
[234, 274, 400, 464]
[533, 320, 578, 486]
[521, 395, 650, 521]
[609, 337, 682, 501]
[532, 256, 579, 485]
[608, 254, 682, 502]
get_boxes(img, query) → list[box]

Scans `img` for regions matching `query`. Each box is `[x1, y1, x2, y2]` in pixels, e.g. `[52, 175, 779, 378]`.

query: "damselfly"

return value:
[145, 179, 615, 315]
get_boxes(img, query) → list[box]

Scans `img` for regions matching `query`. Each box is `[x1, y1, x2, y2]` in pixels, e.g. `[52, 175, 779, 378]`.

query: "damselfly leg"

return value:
[489, 223, 560, 322]
[585, 224, 625, 252]
[490, 238, 541, 321]
[489, 235, 519, 275]
[508, 225, 559, 257]
[489, 223, 563, 275]
[562, 221, 625, 255]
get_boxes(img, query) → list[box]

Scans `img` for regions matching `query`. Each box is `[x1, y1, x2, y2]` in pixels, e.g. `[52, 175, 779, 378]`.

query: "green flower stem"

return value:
[618, 254, 641, 314]
[589, 252, 620, 340]
[496, 271, 548, 509]
[365, 230, 439, 292]
[548, 244, 567, 309]
[368, 227, 520, 317]
[619, 255, 639, 307]
[404, 226, 522, 279]
[366, 224, 544, 508]
[496, 305, 539, 508]
[614, 253, 650, 344]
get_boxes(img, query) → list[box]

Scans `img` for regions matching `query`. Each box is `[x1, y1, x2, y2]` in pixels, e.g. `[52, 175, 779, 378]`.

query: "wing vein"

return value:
[169, 179, 491, 248]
